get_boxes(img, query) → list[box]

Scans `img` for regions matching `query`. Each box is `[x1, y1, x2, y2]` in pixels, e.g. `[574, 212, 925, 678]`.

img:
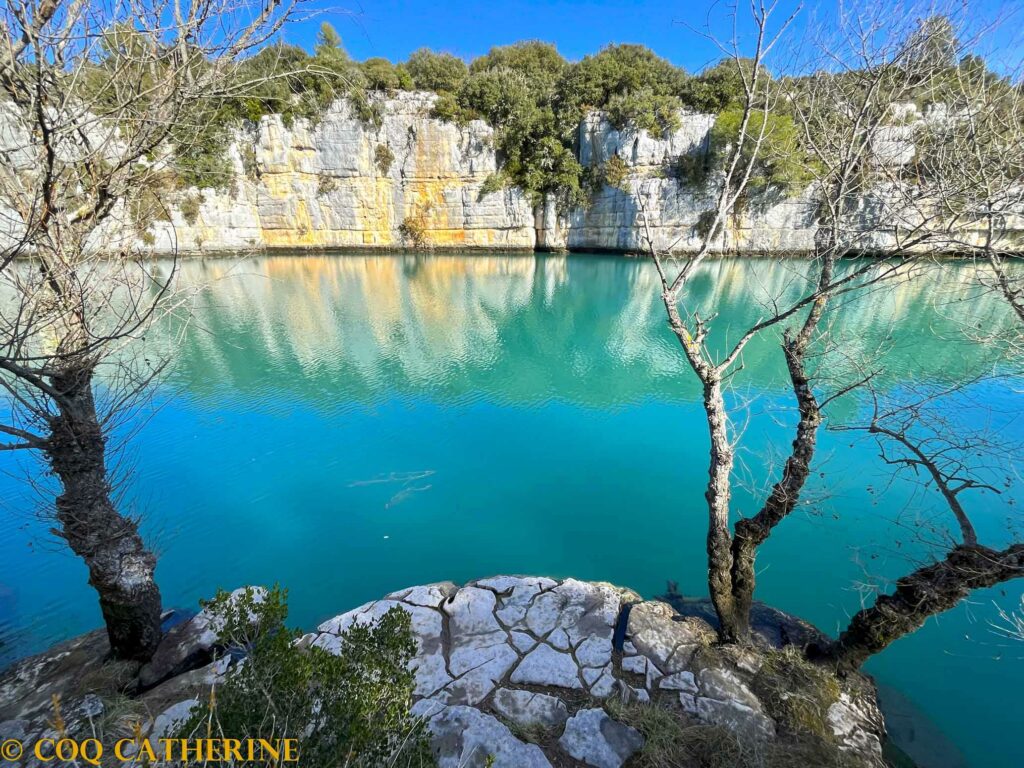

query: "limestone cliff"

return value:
[143, 92, 1015, 255]
[147, 92, 536, 253]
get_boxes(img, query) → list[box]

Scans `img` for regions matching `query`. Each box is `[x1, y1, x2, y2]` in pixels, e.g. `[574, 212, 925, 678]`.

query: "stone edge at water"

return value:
[0, 576, 889, 768]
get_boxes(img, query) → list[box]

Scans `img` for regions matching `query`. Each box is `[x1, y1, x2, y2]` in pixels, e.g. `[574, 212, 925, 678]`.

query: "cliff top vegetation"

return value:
[80, 16, 1016, 211]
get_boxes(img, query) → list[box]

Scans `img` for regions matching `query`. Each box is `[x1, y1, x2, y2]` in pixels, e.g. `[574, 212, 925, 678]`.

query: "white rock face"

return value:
[144, 92, 536, 253]
[4, 93, 1020, 255]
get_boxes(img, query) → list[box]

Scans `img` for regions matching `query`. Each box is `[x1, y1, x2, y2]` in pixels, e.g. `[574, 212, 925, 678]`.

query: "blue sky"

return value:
[287, 0, 800, 70]
[281, 0, 1022, 73]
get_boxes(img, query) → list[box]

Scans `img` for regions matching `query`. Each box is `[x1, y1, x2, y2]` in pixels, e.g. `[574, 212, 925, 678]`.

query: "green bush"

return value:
[399, 212, 430, 247]
[680, 59, 751, 113]
[708, 106, 815, 195]
[470, 41, 567, 95]
[177, 586, 434, 768]
[179, 193, 203, 225]
[361, 57, 409, 93]
[556, 44, 687, 134]
[375, 144, 395, 174]
[405, 49, 468, 93]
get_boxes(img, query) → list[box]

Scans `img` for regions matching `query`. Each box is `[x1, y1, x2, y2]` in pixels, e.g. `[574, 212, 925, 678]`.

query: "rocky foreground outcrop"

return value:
[0, 577, 887, 767]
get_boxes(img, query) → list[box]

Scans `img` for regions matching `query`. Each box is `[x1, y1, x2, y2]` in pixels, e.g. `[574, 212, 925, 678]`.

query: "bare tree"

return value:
[0, 0, 305, 660]
[814, 385, 1024, 671]
[641, 1, 999, 646]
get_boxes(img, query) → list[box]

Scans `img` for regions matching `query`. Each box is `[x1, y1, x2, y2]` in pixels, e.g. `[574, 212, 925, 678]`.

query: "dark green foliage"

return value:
[556, 44, 687, 134]
[457, 68, 536, 126]
[375, 144, 395, 174]
[596, 154, 631, 192]
[361, 57, 410, 93]
[177, 586, 434, 768]
[470, 41, 567, 95]
[681, 59, 751, 113]
[405, 49, 468, 93]
[708, 107, 815, 195]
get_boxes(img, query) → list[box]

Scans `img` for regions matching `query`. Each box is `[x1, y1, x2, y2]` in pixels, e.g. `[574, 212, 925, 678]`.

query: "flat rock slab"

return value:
[492, 689, 569, 728]
[0, 576, 889, 768]
[559, 708, 644, 768]
[510, 644, 582, 689]
[428, 705, 551, 768]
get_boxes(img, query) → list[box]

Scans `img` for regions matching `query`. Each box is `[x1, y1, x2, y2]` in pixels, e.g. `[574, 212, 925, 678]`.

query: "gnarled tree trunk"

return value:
[728, 232, 836, 643]
[729, 336, 822, 642]
[703, 376, 741, 642]
[813, 543, 1024, 672]
[46, 366, 162, 661]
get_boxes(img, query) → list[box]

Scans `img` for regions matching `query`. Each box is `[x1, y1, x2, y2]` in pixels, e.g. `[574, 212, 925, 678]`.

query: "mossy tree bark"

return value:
[46, 365, 162, 661]
[814, 544, 1024, 672]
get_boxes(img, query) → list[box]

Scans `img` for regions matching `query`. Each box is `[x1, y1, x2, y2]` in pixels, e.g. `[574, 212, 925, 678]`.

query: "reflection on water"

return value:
[1, 253, 1021, 768]
[164, 254, 1015, 404]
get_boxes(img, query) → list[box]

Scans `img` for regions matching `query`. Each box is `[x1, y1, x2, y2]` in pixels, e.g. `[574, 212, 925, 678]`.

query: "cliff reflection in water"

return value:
[162, 253, 1017, 405]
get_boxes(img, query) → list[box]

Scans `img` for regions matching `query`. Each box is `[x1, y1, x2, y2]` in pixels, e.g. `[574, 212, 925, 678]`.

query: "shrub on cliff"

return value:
[470, 41, 568, 96]
[177, 586, 434, 768]
[680, 59, 752, 113]
[707, 107, 815, 195]
[555, 44, 687, 134]
[405, 49, 468, 93]
[362, 57, 414, 93]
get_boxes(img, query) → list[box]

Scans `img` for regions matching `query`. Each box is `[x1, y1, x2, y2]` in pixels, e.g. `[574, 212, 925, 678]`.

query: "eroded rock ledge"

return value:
[0, 576, 887, 768]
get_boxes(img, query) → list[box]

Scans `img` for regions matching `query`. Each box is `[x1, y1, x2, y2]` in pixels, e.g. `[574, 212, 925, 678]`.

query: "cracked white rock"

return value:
[621, 655, 646, 675]
[558, 708, 644, 768]
[548, 629, 570, 650]
[447, 640, 519, 706]
[428, 705, 552, 768]
[659, 671, 698, 692]
[698, 668, 762, 711]
[511, 632, 536, 653]
[525, 591, 565, 636]
[510, 644, 582, 689]
[626, 601, 711, 674]
[491, 689, 569, 729]
[589, 670, 616, 698]
[575, 635, 612, 668]
[445, 587, 503, 636]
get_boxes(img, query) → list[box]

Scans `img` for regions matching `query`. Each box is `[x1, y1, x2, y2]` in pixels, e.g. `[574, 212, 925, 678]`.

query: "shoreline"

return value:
[0, 576, 894, 768]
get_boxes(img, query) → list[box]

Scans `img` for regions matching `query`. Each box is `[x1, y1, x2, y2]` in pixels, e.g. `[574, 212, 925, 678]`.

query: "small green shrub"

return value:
[480, 172, 508, 195]
[179, 193, 203, 226]
[239, 141, 259, 180]
[177, 586, 434, 768]
[399, 212, 430, 247]
[599, 154, 631, 191]
[317, 173, 336, 197]
[375, 143, 395, 174]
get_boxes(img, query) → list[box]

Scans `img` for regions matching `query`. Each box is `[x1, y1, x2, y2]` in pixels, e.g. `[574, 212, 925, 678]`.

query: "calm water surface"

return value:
[1, 254, 1021, 767]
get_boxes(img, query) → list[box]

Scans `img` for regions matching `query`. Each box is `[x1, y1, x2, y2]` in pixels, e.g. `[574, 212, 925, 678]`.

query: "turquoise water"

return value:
[1, 253, 1021, 767]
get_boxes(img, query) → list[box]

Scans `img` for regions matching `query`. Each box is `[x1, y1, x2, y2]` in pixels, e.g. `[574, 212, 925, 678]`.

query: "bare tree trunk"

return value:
[813, 544, 1024, 672]
[46, 366, 162, 661]
[729, 231, 835, 642]
[730, 338, 822, 641]
[703, 376, 741, 642]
